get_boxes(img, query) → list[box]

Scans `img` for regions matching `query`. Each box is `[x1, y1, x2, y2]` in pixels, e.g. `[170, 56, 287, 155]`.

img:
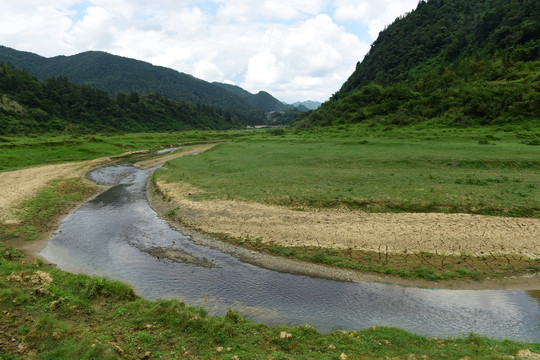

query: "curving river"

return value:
[40, 163, 540, 342]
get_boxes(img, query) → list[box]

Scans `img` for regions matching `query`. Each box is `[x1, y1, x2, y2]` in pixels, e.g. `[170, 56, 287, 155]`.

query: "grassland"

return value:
[156, 125, 539, 218]
[0, 130, 248, 173]
[150, 124, 539, 282]
[1, 125, 539, 358]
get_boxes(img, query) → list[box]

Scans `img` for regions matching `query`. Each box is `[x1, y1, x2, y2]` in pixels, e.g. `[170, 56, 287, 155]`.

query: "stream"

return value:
[40, 162, 540, 342]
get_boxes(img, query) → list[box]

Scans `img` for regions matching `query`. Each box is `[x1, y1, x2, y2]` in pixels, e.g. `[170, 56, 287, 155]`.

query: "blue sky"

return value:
[0, 0, 418, 103]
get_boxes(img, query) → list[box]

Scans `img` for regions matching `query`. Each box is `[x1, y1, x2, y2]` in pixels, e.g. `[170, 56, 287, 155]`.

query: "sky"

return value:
[0, 0, 419, 103]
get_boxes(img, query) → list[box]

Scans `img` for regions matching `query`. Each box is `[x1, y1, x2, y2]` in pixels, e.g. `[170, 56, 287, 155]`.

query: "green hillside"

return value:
[0, 47, 272, 125]
[213, 82, 291, 112]
[297, 0, 539, 128]
[0, 63, 242, 134]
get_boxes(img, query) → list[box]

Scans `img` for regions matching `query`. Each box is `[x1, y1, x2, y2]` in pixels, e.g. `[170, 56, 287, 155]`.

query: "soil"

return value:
[151, 180, 540, 259]
[148, 181, 540, 290]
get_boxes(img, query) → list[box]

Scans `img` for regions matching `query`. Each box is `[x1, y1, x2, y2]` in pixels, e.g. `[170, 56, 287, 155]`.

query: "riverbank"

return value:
[3, 246, 539, 359]
[148, 176, 540, 290]
[149, 129, 539, 287]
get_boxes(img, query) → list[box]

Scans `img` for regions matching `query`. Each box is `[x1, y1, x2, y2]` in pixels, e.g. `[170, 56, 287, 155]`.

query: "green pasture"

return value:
[0, 130, 248, 173]
[156, 125, 540, 217]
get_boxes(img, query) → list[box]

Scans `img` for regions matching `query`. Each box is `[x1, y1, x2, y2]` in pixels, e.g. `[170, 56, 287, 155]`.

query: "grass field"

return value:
[156, 125, 540, 218]
[0, 130, 248, 173]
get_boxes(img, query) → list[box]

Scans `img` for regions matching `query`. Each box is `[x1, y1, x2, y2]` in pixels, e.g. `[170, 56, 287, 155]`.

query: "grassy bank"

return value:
[1, 245, 539, 359]
[211, 233, 540, 283]
[150, 124, 539, 282]
[0, 130, 248, 173]
[156, 125, 539, 218]
[0, 177, 97, 243]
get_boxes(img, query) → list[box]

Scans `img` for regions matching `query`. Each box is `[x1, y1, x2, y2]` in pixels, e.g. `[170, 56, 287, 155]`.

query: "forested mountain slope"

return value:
[213, 83, 290, 112]
[0, 47, 281, 125]
[297, 0, 539, 128]
[0, 63, 242, 134]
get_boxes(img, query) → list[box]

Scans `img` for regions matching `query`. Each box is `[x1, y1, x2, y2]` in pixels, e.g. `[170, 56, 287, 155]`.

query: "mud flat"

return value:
[149, 178, 539, 290]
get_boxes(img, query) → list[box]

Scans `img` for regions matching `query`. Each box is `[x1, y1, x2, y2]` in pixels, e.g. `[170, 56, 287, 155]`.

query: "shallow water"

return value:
[41, 164, 540, 342]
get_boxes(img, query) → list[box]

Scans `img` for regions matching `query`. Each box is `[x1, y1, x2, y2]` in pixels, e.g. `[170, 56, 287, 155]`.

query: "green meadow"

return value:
[0, 130, 248, 173]
[156, 125, 540, 218]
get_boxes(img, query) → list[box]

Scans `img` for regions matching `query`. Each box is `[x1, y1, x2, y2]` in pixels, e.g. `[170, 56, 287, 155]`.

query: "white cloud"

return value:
[0, 2, 76, 56]
[333, 0, 418, 39]
[66, 7, 115, 50]
[242, 14, 368, 102]
[215, 0, 327, 22]
[194, 59, 224, 81]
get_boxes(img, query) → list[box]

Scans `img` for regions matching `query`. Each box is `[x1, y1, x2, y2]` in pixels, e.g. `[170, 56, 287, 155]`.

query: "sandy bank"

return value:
[149, 178, 539, 289]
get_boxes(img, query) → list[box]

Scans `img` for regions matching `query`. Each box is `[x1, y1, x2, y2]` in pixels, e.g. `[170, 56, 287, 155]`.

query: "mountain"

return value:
[0, 62, 242, 134]
[291, 101, 321, 110]
[0, 46, 282, 125]
[297, 0, 539, 128]
[213, 82, 290, 112]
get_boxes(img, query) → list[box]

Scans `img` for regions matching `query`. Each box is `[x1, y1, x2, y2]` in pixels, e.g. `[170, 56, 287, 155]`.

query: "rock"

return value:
[48, 299, 62, 310]
[216, 347, 223, 352]
[340, 353, 348, 360]
[328, 344, 336, 350]
[112, 343, 124, 353]
[6, 272, 24, 283]
[517, 349, 540, 359]
[279, 331, 292, 339]
[139, 351, 151, 359]
[30, 270, 53, 285]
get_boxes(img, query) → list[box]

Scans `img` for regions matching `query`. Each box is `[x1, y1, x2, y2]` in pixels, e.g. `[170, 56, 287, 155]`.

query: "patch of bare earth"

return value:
[153, 179, 540, 288]
[0, 158, 112, 224]
[155, 180, 539, 259]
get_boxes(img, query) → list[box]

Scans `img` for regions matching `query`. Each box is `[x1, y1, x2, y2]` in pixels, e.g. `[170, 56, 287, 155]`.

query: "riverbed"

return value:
[40, 163, 540, 342]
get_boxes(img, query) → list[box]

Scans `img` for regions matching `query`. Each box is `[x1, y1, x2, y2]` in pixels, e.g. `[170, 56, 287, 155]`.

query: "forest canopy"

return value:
[0, 63, 243, 135]
[296, 0, 540, 128]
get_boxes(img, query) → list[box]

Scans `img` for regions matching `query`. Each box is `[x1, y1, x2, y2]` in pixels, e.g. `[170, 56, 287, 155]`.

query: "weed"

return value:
[166, 207, 180, 217]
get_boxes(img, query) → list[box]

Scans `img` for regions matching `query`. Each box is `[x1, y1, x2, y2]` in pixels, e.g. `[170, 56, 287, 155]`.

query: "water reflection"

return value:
[41, 164, 540, 342]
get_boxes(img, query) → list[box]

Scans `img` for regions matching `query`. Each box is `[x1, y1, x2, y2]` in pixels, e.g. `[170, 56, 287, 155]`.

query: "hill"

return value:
[0, 47, 286, 125]
[291, 100, 321, 110]
[0, 62, 242, 134]
[213, 82, 290, 112]
[297, 0, 540, 128]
